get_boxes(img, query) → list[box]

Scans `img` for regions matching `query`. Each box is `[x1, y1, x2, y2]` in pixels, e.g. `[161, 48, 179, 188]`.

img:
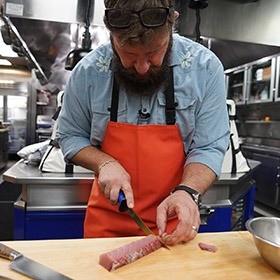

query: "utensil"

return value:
[245, 217, 280, 272]
[118, 190, 170, 250]
[0, 243, 72, 280]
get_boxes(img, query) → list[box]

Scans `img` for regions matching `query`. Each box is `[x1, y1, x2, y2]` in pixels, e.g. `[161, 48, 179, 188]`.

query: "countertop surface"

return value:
[0, 231, 279, 280]
[3, 159, 260, 185]
[3, 160, 94, 184]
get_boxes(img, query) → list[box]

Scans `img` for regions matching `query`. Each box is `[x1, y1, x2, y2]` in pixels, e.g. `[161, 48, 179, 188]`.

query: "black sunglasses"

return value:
[105, 7, 173, 28]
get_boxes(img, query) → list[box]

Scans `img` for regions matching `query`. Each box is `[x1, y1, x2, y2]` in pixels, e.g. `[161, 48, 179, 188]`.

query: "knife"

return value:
[118, 190, 170, 250]
[0, 243, 72, 280]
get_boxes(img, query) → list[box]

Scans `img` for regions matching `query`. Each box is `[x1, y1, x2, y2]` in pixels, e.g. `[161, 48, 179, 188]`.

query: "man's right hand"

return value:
[98, 160, 134, 208]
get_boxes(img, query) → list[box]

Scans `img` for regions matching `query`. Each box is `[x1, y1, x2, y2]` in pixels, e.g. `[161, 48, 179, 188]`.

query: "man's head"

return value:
[103, 0, 177, 96]
[104, 0, 176, 46]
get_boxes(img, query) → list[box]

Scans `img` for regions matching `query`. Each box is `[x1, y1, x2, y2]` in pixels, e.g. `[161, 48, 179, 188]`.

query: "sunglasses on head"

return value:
[105, 7, 173, 28]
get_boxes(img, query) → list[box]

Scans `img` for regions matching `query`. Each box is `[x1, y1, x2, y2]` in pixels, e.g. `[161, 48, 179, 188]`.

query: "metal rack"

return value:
[275, 56, 280, 102]
[225, 66, 248, 105]
[225, 54, 280, 104]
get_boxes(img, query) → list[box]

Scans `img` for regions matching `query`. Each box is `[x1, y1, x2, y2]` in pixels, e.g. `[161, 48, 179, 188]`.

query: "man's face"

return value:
[112, 34, 172, 96]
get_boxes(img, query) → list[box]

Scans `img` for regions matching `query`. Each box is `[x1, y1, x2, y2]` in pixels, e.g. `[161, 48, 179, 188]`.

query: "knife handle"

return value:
[118, 190, 128, 212]
[0, 243, 21, 260]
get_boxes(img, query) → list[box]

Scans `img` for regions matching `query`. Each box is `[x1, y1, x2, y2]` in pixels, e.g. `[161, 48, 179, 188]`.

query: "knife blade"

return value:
[118, 190, 170, 250]
[0, 243, 72, 280]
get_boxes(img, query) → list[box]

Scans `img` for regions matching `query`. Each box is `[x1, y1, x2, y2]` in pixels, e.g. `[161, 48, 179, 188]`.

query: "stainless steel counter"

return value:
[3, 159, 94, 184]
[3, 160, 94, 211]
[202, 160, 259, 207]
[3, 159, 260, 210]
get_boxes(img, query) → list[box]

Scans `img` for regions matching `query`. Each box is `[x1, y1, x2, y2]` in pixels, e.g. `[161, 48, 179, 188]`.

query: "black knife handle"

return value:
[118, 190, 128, 212]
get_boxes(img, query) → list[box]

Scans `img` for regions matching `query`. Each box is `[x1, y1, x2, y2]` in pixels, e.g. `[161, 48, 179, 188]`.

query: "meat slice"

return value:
[99, 235, 162, 272]
[198, 242, 218, 253]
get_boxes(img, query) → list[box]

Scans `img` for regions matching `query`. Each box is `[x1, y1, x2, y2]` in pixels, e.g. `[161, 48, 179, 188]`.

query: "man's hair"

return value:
[104, 0, 175, 46]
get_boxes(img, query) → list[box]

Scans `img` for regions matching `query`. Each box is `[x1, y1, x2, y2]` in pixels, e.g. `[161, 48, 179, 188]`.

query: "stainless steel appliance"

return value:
[240, 122, 280, 212]
[0, 68, 35, 154]
[0, 128, 8, 169]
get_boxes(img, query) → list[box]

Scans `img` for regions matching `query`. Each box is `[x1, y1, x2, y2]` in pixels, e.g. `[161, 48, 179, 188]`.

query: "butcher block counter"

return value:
[0, 231, 279, 280]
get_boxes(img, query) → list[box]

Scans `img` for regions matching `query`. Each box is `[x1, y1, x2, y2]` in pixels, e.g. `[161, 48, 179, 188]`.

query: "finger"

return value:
[187, 225, 198, 241]
[165, 212, 195, 245]
[156, 203, 168, 236]
[166, 215, 200, 245]
[164, 224, 189, 245]
[97, 178, 105, 194]
[103, 185, 111, 200]
[122, 182, 134, 208]
[110, 187, 120, 205]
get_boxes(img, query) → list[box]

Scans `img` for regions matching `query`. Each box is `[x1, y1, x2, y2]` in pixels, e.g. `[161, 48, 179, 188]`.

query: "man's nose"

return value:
[134, 59, 151, 75]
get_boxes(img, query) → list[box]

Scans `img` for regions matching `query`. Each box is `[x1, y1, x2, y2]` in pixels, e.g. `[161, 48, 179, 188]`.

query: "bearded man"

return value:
[57, 0, 230, 245]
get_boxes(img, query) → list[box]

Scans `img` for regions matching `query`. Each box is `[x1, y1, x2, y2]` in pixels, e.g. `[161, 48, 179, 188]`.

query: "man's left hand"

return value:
[156, 190, 200, 245]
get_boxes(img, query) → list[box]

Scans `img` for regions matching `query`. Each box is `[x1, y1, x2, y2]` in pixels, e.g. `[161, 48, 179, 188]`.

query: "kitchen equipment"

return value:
[65, 0, 92, 70]
[246, 217, 280, 272]
[0, 243, 72, 280]
[118, 190, 169, 249]
[0, 129, 9, 170]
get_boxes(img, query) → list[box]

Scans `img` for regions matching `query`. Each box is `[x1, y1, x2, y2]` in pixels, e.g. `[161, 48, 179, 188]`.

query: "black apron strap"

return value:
[110, 75, 119, 122]
[65, 164, 74, 174]
[110, 68, 175, 124]
[165, 67, 176, 125]
[230, 133, 237, 174]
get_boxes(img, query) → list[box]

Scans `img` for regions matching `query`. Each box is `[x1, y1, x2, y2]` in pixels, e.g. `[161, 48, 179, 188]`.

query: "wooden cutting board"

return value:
[0, 231, 279, 280]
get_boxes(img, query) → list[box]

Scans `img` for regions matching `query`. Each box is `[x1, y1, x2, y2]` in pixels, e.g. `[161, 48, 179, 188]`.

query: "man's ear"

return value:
[174, 11, 179, 19]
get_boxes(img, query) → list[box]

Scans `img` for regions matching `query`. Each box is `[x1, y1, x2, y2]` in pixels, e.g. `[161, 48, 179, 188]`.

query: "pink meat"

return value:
[99, 235, 162, 271]
[198, 242, 218, 253]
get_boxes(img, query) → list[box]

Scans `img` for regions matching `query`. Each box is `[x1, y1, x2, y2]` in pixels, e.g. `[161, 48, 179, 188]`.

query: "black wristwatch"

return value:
[171, 185, 202, 208]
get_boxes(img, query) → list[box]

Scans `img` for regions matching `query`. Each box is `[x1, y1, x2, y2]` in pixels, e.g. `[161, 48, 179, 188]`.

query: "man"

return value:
[57, 0, 230, 246]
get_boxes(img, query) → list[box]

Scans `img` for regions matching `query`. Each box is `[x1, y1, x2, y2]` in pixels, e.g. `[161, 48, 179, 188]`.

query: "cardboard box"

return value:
[262, 66, 271, 80]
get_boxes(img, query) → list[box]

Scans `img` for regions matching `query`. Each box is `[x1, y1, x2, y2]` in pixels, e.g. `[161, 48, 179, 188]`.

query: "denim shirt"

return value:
[57, 34, 230, 177]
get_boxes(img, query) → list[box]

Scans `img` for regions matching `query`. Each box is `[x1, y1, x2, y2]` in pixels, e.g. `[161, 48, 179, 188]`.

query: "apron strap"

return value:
[165, 67, 176, 125]
[110, 75, 120, 122]
[110, 68, 175, 125]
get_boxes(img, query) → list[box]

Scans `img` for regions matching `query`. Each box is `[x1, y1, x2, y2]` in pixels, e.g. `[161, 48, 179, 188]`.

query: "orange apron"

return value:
[84, 69, 186, 238]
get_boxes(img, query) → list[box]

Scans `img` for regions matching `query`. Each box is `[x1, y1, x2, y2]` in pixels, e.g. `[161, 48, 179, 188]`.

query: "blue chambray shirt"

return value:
[57, 34, 230, 177]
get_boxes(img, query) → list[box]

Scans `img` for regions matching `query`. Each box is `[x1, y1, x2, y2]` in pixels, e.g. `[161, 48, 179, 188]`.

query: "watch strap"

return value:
[171, 185, 201, 208]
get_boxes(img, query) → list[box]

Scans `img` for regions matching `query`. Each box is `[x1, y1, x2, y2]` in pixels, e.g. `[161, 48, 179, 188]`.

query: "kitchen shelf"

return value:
[254, 201, 280, 218]
[251, 79, 270, 83]
[230, 83, 244, 88]
[225, 66, 248, 105]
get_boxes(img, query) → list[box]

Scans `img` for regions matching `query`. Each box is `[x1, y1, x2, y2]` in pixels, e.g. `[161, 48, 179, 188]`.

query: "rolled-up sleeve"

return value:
[57, 68, 93, 162]
[185, 59, 230, 177]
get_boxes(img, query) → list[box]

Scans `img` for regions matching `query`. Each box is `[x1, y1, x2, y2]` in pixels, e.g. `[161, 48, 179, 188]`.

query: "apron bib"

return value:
[84, 69, 185, 238]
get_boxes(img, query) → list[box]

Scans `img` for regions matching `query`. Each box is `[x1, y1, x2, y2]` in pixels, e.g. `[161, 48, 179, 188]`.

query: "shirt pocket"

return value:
[91, 100, 127, 142]
[157, 94, 196, 140]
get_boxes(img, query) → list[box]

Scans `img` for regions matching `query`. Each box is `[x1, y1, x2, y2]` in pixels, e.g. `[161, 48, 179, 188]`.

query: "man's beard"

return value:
[112, 39, 172, 97]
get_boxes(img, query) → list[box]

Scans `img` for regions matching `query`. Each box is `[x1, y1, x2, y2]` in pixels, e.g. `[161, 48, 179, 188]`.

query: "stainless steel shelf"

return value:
[254, 201, 280, 217]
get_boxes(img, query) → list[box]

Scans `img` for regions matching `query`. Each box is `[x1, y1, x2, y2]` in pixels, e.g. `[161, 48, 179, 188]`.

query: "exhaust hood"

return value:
[175, 0, 280, 69]
[0, 0, 108, 86]
[1, 0, 95, 24]
[1, 0, 280, 86]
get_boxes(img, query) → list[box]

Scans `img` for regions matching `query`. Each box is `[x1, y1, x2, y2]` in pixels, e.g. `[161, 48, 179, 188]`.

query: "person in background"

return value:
[57, 0, 230, 245]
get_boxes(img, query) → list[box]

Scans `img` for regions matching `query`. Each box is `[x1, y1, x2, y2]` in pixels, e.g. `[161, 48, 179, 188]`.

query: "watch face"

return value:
[192, 194, 198, 203]
[192, 193, 202, 207]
